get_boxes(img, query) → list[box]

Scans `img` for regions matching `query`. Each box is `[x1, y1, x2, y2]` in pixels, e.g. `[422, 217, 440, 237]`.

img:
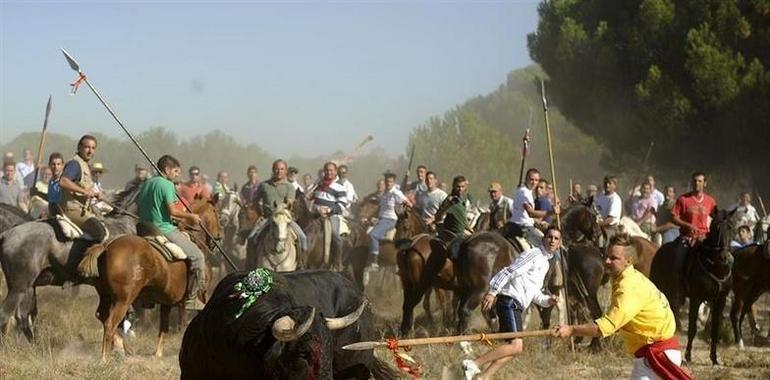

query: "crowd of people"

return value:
[1, 136, 767, 380]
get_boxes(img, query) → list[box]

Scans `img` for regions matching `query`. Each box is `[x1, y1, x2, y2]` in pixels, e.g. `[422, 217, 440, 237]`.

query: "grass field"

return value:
[1, 274, 769, 379]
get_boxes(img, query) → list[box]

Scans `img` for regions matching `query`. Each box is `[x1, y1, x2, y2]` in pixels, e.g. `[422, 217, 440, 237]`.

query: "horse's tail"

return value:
[78, 243, 107, 278]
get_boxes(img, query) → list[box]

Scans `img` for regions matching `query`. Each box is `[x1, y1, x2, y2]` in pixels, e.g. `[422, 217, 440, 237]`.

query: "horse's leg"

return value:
[730, 295, 744, 349]
[0, 288, 26, 336]
[400, 283, 423, 336]
[16, 288, 37, 342]
[456, 289, 483, 334]
[102, 301, 130, 361]
[155, 305, 171, 358]
[422, 287, 434, 326]
[685, 298, 701, 363]
[710, 293, 728, 365]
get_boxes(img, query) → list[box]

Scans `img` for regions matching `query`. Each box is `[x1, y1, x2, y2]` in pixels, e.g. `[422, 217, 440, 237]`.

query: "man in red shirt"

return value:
[178, 166, 211, 205]
[670, 172, 717, 274]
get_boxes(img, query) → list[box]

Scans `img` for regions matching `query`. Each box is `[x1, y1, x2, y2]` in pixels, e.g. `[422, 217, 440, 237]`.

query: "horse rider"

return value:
[137, 155, 207, 310]
[336, 164, 359, 204]
[248, 159, 308, 252]
[55, 135, 108, 242]
[311, 161, 350, 259]
[213, 170, 230, 198]
[462, 226, 561, 380]
[287, 166, 303, 195]
[434, 175, 472, 257]
[596, 175, 623, 246]
[553, 233, 692, 380]
[419, 171, 447, 228]
[505, 168, 558, 250]
[488, 182, 512, 231]
[729, 191, 760, 238]
[368, 171, 413, 270]
[240, 165, 260, 205]
[178, 166, 211, 205]
[670, 171, 717, 277]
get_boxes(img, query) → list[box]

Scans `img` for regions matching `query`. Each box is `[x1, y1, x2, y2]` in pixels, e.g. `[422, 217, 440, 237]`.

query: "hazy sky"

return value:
[0, 1, 539, 157]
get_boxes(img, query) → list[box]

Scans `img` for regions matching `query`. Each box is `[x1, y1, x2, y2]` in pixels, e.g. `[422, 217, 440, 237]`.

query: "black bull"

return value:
[179, 270, 399, 380]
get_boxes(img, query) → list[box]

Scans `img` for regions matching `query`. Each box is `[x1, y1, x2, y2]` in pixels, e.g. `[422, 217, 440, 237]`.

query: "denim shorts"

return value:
[496, 295, 524, 340]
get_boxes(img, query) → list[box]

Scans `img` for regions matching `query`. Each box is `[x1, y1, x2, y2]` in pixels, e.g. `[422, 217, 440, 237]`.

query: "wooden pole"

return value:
[30, 95, 52, 196]
[540, 78, 574, 351]
[756, 190, 768, 218]
[342, 329, 551, 351]
[517, 129, 530, 186]
[540, 79, 560, 228]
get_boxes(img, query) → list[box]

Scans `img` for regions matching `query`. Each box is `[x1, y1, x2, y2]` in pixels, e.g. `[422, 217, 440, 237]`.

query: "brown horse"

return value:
[80, 198, 221, 360]
[730, 241, 770, 349]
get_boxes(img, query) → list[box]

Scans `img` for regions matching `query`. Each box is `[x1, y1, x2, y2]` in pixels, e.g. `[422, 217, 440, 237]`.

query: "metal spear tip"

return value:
[45, 95, 52, 116]
[341, 341, 380, 351]
[60, 48, 81, 72]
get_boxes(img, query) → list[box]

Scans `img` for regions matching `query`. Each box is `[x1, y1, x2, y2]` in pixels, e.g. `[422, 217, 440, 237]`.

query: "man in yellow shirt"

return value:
[552, 233, 692, 380]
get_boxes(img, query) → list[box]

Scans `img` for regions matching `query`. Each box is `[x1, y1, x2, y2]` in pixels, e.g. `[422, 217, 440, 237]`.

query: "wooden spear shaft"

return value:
[342, 329, 551, 351]
[540, 79, 560, 229]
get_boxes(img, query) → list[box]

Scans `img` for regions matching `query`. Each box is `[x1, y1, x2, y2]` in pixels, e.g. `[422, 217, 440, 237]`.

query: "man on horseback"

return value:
[462, 226, 560, 380]
[179, 166, 211, 205]
[553, 233, 691, 380]
[368, 171, 412, 270]
[670, 172, 717, 276]
[505, 168, 558, 250]
[596, 175, 623, 246]
[419, 171, 447, 228]
[311, 162, 350, 259]
[137, 155, 207, 310]
[337, 165, 359, 204]
[240, 165, 260, 204]
[55, 135, 108, 242]
[434, 175, 472, 244]
[488, 182, 512, 231]
[249, 159, 307, 252]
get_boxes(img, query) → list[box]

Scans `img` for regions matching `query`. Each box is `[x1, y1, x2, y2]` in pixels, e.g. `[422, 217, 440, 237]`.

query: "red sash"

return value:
[633, 337, 693, 380]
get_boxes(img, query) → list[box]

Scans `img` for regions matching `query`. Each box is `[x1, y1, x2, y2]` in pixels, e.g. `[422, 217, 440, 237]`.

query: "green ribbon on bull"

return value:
[231, 268, 273, 319]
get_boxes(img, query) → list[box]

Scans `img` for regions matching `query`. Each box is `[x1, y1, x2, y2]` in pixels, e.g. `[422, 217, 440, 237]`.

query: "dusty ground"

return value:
[1, 274, 769, 379]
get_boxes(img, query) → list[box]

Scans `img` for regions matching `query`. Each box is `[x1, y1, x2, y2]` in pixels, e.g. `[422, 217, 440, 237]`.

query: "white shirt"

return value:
[509, 186, 535, 227]
[487, 246, 554, 309]
[596, 191, 622, 225]
[419, 188, 448, 220]
[16, 161, 35, 189]
[378, 187, 407, 220]
[290, 179, 304, 193]
[338, 178, 358, 203]
[730, 203, 760, 229]
[652, 188, 665, 207]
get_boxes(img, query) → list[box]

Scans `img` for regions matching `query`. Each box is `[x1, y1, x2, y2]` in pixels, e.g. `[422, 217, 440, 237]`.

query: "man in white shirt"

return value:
[16, 148, 35, 189]
[337, 165, 359, 204]
[595, 175, 623, 246]
[506, 168, 558, 248]
[729, 192, 760, 237]
[420, 171, 447, 227]
[368, 172, 412, 270]
[646, 176, 665, 207]
[462, 227, 561, 380]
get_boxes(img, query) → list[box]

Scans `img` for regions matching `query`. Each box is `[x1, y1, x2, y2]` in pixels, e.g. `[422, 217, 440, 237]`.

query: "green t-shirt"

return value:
[442, 195, 469, 234]
[137, 176, 178, 234]
[257, 180, 296, 216]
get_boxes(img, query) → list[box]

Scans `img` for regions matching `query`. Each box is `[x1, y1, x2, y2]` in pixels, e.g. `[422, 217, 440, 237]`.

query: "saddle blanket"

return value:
[145, 235, 187, 262]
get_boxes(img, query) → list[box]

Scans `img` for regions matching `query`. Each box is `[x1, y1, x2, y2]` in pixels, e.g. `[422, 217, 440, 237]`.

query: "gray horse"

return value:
[0, 214, 135, 340]
[0, 203, 33, 234]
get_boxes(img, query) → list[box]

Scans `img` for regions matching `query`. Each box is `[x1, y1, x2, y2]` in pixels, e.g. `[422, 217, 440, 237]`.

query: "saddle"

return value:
[136, 221, 187, 262]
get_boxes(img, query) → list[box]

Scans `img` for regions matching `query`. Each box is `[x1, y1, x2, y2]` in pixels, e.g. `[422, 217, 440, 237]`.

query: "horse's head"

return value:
[271, 204, 294, 253]
[396, 204, 423, 239]
[190, 198, 223, 244]
[217, 190, 242, 227]
[704, 208, 736, 263]
[562, 204, 601, 245]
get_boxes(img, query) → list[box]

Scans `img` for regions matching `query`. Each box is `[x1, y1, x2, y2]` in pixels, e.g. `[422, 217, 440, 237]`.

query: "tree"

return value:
[528, 0, 770, 197]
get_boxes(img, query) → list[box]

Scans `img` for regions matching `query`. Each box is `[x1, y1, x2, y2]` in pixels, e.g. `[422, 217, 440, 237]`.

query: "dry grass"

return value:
[1, 274, 769, 379]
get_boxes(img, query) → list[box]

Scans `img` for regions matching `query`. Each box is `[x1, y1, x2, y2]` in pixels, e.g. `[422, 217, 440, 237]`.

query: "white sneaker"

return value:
[462, 359, 481, 380]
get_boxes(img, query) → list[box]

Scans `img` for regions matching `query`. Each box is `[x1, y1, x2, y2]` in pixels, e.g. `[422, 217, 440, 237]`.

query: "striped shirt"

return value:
[312, 180, 349, 215]
[487, 246, 554, 309]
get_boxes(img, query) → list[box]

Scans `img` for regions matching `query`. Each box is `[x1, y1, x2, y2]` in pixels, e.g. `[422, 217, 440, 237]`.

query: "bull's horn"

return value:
[272, 308, 316, 342]
[325, 300, 368, 331]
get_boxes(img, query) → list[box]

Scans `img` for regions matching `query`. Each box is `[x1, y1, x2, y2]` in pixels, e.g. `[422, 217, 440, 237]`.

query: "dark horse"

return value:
[730, 240, 770, 349]
[650, 209, 733, 364]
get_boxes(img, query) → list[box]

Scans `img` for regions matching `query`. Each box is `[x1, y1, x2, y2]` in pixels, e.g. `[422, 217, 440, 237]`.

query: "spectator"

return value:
[0, 161, 24, 210]
[16, 148, 35, 189]
[630, 182, 657, 237]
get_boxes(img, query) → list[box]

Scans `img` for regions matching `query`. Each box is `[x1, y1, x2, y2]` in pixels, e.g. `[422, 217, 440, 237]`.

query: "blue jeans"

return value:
[496, 295, 523, 342]
[369, 218, 397, 255]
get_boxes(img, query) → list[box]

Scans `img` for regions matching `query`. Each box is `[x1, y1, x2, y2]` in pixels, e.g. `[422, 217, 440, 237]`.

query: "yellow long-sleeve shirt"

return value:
[595, 266, 677, 354]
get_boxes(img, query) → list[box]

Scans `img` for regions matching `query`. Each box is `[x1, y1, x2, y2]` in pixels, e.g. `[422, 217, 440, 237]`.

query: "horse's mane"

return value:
[0, 203, 33, 221]
[110, 182, 142, 210]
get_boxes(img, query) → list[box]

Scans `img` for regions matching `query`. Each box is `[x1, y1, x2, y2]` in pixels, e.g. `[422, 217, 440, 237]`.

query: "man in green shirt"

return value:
[249, 159, 307, 251]
[137, 155, 206, 309]
[434, 175, 472, 241]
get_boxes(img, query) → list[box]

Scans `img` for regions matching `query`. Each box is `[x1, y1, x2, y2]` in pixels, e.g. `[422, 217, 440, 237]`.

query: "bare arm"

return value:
[552, 323, 602, 338]
[59, 176, 95, 199]
[167, 203, 200, 225]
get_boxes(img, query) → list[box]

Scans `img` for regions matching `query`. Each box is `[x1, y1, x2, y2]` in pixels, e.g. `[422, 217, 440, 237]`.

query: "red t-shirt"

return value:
[178, 182, 211, 205]
[672, 192, 717, 238]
